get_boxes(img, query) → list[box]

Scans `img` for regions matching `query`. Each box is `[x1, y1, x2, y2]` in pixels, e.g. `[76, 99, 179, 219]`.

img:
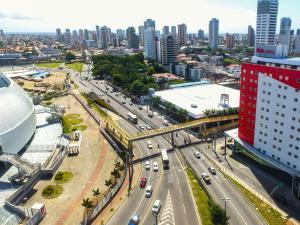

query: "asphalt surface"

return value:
[69, 66, 199, 225]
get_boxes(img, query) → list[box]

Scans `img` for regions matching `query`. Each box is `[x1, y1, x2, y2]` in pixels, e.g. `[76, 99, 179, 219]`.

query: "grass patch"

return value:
[42, 185, 63, 199]
[36, 62, 62, 68]
[186, 168, 213, 225]
[66, 62, 85, 73]
[54, 171, 74, 184]
[228, 176, 288, 225]
[62, 114, 87, 133]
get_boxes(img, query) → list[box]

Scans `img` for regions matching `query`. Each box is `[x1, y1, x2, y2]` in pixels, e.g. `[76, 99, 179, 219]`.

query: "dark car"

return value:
[128, 213, 140, 225]
[271, 193, 287, 204]
[140, 177, 147, 188]
[208, 167, 216, 175]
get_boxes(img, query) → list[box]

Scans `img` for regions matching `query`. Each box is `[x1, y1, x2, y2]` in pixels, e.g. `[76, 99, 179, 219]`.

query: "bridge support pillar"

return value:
[171, 132, 175, 149]
[127, 141, 134, 195]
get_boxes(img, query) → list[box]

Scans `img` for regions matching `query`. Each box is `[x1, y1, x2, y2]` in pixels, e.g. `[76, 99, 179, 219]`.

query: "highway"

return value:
[69, 65, 199, 225]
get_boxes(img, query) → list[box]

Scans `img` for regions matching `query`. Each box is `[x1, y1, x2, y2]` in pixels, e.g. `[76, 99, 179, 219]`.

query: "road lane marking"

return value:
[159, 191, 175, 225]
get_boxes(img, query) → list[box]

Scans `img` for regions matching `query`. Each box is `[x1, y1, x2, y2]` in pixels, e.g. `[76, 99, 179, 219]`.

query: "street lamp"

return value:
[222, 197, 230, 222]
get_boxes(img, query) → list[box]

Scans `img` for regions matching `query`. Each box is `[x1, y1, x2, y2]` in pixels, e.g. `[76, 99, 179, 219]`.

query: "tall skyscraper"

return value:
[171, 26, 177, 36]
[279, 17, 292, 56]
[198, 29, 204, 40]
[160, 35, 178, 65]
[126, 27, 139, 49]
[96, 25, 100, 41]
[84, 29, 89, 41]
[116, 29, 125, 40]
[138, 26, 145, 46]
[0, 30, 4, 36]
[100, 26, 108, 49]
[65, 29, 71, 45]
[144, 28, 157, 60]
[56, 28, 62, 42]
[79, 29, 84, 42]
[72, 30, 79, 43]
[209, 18, 219, 49]
[295, 29, 300, 54]
[177, 23, 187, 46]
[225, 33, 234, 49]
[256, 0, 278, 46]
[247, 25, 255, 47]
[144, 19, 155, 30]
[162, 26, 170, 35]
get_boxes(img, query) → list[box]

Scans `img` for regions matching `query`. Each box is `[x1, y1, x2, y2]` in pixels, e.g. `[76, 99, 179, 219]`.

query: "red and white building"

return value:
[237, 56, 300, 178]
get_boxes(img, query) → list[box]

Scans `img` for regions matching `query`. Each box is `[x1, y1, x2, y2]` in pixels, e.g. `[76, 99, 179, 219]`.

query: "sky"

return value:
[0, 0, 300, 33]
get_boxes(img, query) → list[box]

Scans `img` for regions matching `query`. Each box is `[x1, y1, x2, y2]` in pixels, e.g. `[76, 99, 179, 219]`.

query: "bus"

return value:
[161, 149, 169, 169]
[127, 112, 138, 124]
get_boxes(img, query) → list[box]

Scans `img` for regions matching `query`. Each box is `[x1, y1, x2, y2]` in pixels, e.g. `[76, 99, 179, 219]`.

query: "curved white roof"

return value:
[0, 74, 35, 136]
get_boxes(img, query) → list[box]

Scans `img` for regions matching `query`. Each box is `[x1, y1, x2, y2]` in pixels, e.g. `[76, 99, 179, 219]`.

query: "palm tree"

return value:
[92, 188, 101, 204]
[114, 161, 121, 170]
[81, 198, 93, 213]
[105, 179, 113, 190]
[111, 169, 121, 179]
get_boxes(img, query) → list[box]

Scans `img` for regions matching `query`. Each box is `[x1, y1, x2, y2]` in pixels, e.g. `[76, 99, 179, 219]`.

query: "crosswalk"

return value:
[159, 191, 175, 225]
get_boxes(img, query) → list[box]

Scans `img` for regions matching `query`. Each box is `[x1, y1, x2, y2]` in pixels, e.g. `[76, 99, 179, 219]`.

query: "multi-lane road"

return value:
[69, 64, 266, 225]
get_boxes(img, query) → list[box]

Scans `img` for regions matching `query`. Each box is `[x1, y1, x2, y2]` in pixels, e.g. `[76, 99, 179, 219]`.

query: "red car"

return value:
[140, 177, 147, 188]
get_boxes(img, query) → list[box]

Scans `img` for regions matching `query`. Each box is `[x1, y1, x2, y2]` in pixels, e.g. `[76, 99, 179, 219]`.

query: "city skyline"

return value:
[1, 0, 300, 33]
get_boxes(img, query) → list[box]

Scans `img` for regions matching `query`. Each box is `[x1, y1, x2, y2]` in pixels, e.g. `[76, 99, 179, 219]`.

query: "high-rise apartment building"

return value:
[256, 0, 278, 46]
[162, 26, 170, 35]
[138, 26, 145, 46]
[198, 29, 204, 40]
[177, 23, 187, 46]
[96, 25, 100, 41]
[225, 33, 234, 49]
[65, 29, 71, 45]
[295, 29, 300, 54]
[144, 28, 157, 60]
[248, 25, 255, 47]
[160, 35, 178, 65]
[79, 29, 84, 42]
[100, 26, 109, 49]
[144, 19, 155, 30]
[116, 29, 125, 40]
[171, 26, 177, 36]
[209, 18, 219, 49]
[72, 30, 78, 43]
[84, 29, 89, 41]
[56, 28, 62, 42]
[279, 17, 292, 56]
[126, 27, 139, 49]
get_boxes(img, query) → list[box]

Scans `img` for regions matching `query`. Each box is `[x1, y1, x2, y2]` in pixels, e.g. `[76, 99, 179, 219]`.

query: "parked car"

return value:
[208, 167, 216, 175]
[145, 161, 150, 170]
[162, 120, 169, 126]
[193, 151, 201, 159]
[138, 105, 143, 110]
[122, 100, 126, 104]
[140, 177, 147, 188]
[152, 200, 161, 214]
[153, 162, 159, 172]
[148, 113, 154, 118]
[206, 138, 212, 143]
[146, 125, 152, 130]
[271, 193, 287, 204]
[139, 124, 145, 130]
[145, 185, 153, 198]
[201, 173, 211, 184]
[129, 102, 133, 106]
[128, 213, 140, 225]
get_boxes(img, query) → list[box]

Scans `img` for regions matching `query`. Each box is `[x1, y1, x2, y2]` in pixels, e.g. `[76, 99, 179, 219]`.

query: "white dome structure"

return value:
[0, 73, 36, 154]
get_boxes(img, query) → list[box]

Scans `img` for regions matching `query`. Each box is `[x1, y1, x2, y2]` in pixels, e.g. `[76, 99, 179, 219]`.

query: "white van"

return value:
[147, 140, 153, 149]
[145, 185, 153, 198]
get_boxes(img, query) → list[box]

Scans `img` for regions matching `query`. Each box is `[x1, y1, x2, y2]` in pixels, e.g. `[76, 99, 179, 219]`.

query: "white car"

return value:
[145, 185, 153, 198]
[145, 161, 150, 170]
[147, 140, 153, 149]
[139, 124, 145, 130]
[152, 200, 161, 214]
[153, 162, 159, 172]
[146, 125, 152, 130]
[193, 151, 201, 159]
[162, 120, 169, 126]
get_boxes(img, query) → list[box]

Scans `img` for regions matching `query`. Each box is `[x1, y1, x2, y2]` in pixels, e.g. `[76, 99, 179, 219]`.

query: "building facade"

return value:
[160, 35, 178, 65]
[144, 28, 157, 60]
[225, 33, 234, 49]
[279, 17, 292, 57]
[238, 57, 300, 175]
[248, 25, 255, 47]
[171, 26, 177, 36]
[138, 26, 144, 46]
[126, 27, 139, 49]
[209, 18, 219, 49]
[198, 29, 204, 40]
[177, 23, 187, 46]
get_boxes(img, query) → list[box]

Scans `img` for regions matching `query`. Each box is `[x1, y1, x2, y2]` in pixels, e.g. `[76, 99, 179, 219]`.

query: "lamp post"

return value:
[222, 197, 230, 223]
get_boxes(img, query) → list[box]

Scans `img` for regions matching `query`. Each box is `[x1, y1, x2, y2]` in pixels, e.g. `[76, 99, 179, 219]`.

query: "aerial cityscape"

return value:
[0, 0, 300, 225]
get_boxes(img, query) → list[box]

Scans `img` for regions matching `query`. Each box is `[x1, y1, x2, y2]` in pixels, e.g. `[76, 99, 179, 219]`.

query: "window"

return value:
[285, 76, 289, 81]
[278, 85, 282, 89]
[287, 162, 291, 166]
[288, 152, 292, 156]
[293, 108, 297, 112]
[277, 94, 281, 98]
[291, 126, 295, 130]
[295, 155, 298, 159]
[277, 157, 280, 161]
[283, 95, 286, 99]
[279, 75, 283, 80]
[293, 165, 297, 169]
[295, 98, 298, 102]
[284, 86, 288, 90]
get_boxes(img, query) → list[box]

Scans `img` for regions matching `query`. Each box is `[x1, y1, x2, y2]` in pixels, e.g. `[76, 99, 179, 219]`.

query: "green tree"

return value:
[105, 179, 113, 189]
[81, 198, 93, 210]
[92, 188, 101, 204]
[130, 80, 144, 96]
[65, 52, 76, 62]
